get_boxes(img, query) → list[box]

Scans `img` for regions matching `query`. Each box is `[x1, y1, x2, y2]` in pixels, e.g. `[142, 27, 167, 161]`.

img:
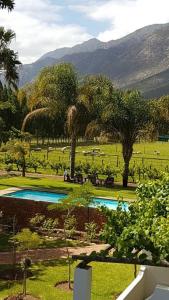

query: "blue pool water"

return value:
[5, 189, 128, 210]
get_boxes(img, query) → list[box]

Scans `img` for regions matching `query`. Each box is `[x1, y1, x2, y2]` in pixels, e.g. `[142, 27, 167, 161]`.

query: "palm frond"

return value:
[67, 102, 89, 136]
[0, 0, 14, 11]
[22, 107, 50, 131]
[85, 120, 102, 138]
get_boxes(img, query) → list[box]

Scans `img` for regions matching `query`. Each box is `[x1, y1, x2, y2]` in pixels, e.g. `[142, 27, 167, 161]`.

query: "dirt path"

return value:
[0, 244, 108, 265]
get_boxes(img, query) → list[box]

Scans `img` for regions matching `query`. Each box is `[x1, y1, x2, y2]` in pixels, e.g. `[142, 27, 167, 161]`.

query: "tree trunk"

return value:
[36, 130, 39, 146]
[87, 207, 90, 223]
[22, 158, 26, 177]
[23, 268, 27, 295]
[122, 141, 133, 187]
[70, 133, 76, 179]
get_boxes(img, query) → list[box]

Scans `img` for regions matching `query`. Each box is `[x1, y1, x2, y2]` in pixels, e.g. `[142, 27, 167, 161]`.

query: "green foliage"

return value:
[0, 0, 14, 11]
[13, 228, 42, 251]
[50, 162, 62, 174]
[102, 90, 150, 186]
[101, 175, 169, 262]
[27, 157, 39, 173]
[30, 214, 58, 235]
[6, 139, 29, 160]
[49, 182, 95, 212]
[30, 213, 45, 228]
[38, 159, 48, 170]
[0, 27, 20, 88]
[38, 63, 78, 111]
[80, 74, 114, 119]
[73, 181, 95, 207]
[5, 163, 13, 172]
[6, 139, 29, 176]
[85, 222, 98, 241]
[100, 203, 130, 245]
[151, 96, 169, 135]
[64, 215, 76, 238]
[42, 218, 58, 234]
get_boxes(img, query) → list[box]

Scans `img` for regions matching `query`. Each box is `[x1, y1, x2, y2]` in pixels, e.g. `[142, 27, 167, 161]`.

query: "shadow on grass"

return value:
[41, 258, 68, 267]
[0, 280, 16, 290]
[0, 264, 46, 290]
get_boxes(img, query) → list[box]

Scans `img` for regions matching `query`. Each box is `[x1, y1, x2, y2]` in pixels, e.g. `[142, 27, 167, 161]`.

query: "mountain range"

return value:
[19, 23, 169, 98]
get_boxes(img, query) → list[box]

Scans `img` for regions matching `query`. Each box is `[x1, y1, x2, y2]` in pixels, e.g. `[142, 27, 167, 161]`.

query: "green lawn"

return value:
[0, 260, 135, 300]
[0, 185, 9, 190]
[0, 176, 136, 200]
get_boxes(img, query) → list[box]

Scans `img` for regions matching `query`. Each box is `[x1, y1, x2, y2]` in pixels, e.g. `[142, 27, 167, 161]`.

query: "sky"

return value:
[1, 0, 169, 64]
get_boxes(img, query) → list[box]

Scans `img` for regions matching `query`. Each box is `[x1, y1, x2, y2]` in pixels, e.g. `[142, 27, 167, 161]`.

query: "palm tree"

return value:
[67, 102, 89, 178]
[22, 64, 90, 179]
[22, 64, 89, 178]
[0, 0, 14, 10]
[0, 27, 21, 89]
[102, 90, 150, 187]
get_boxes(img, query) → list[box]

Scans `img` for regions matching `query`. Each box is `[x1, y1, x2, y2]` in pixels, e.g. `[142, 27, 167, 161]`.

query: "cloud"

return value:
[72, 0, 169, 41]
[2, 0, 169, 64]
[0, 0, 92, 63]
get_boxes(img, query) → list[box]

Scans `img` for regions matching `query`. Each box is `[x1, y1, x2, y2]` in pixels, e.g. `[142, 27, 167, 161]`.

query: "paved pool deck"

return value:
[0, 187, 22, 196]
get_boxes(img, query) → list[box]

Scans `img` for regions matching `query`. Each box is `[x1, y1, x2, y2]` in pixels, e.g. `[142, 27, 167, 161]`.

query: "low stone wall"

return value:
[0, 196, 106, 231]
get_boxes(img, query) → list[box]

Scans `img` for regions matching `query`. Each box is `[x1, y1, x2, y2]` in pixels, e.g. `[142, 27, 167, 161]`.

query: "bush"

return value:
[64, 215, 77, 238]
[85, 222, 98, 242]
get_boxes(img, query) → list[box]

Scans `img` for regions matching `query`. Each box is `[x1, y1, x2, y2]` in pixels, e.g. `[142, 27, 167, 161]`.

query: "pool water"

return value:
[5, 189, 128, 210]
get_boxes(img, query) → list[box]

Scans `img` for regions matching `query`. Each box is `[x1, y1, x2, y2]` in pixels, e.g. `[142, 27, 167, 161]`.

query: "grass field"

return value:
[0, 176, 136, 200]
[0, 142, 168, 182]
[0, 260, 135, 300]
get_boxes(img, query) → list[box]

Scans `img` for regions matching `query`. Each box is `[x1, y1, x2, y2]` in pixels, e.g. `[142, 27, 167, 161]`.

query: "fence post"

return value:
[73, 266, 92, 300]
[116, 155, 119, 167]
[142, 157, 144, 166]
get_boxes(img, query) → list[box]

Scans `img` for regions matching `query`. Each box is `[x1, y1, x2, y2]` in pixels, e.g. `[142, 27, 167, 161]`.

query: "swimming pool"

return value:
[5, 189, 128, 210]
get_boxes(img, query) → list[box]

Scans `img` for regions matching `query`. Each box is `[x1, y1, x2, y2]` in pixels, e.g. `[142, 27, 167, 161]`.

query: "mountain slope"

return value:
[19, 38, 106, 86]
[38, 38, 106, 61]
[19, 23, 169, 98]
[126, 68, 169, 98]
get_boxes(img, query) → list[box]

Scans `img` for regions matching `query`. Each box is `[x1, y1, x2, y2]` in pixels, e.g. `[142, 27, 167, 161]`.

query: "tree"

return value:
[0, 0, 14, 11]
[0, 84, 24, 142]
[80, 75, 114, 138]
[151, 96, 169, 135]
[6, 139, 29, 176]
[0, 27, 20, 89]
[85, 222, 98, 242]
[48, 182, 94, 289]
[72, 182, 95, 222]
[22, 63, 89, 179]
[67, 102, 88, 178]
[13, 228, 42, 296]
[102, 90, 150, 187]
[22, 63, 77, 130]
[101, 175, 169, 263]
[49, 199, 78, 290]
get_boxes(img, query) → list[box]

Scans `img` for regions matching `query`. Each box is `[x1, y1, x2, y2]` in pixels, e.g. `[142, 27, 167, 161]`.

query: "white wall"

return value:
[117, 266, 169, 300]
